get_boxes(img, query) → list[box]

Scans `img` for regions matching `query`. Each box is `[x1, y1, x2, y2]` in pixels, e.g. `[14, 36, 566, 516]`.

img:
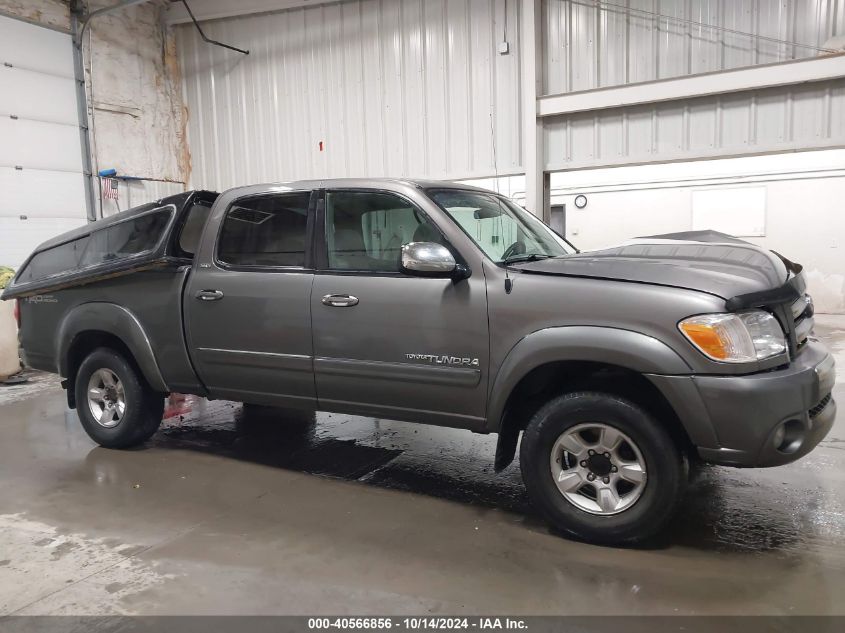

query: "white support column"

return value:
[521, 0, 546, 219]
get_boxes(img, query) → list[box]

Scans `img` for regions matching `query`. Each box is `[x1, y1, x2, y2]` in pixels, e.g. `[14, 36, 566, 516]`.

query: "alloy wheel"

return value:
[549, 422, 647, 515]
[87, 368, 126, 428]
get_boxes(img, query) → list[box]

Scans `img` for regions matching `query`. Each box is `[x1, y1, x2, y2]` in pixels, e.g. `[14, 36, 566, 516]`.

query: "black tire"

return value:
[74, 347, 164, 449]
[519, 391, 687, 545]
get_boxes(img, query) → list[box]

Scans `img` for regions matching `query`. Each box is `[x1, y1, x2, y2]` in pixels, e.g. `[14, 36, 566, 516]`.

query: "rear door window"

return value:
[216, 192, 311, 268]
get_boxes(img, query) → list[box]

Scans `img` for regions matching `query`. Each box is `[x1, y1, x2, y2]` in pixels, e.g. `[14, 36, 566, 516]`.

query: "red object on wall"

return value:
[318, 141, 324, 151]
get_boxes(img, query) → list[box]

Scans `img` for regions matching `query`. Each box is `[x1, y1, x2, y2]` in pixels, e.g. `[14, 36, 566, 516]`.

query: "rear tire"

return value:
[74, 347, 164, 448]
[520, 391, 686, 545]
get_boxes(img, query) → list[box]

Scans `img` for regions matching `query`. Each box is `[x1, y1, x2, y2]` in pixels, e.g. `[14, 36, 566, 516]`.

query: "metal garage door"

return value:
[0, 15, 88, 270]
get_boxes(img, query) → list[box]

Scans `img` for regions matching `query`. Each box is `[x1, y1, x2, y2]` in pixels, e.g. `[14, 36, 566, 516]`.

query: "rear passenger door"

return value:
[185, 189, 316, 408]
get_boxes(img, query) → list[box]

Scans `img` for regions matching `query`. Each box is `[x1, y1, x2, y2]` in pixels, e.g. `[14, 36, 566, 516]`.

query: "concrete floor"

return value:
[0, 317, 843, 616]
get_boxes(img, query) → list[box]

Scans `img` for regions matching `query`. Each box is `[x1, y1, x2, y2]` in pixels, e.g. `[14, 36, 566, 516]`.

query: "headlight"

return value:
[679, 310, 786, 363]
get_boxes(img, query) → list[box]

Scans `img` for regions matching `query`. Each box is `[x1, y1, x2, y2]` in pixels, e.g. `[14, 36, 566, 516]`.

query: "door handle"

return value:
[195, 289, 224, 301]
[321, 294, 359, 307]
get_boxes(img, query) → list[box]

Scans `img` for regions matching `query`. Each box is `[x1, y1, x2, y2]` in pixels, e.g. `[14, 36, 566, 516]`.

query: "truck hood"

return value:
[513, 231, 792, 300]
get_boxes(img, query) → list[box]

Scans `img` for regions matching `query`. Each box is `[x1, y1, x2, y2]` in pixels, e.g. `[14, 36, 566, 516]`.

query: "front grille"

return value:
[789, 293, 814, 353]
[809, 393, 832, 418]
[791, 295, 813, 320]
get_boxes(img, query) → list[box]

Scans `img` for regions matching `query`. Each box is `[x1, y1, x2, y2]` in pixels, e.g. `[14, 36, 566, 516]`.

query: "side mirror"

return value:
[400, 242, 457, 277]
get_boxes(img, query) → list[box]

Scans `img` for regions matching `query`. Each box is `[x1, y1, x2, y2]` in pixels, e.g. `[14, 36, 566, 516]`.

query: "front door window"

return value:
[324, 190, 442, 272]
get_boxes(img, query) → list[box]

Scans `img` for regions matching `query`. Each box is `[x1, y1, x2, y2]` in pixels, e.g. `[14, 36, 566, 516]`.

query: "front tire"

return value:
[520, 392, 686, 545]
[74, 347, 164, 448]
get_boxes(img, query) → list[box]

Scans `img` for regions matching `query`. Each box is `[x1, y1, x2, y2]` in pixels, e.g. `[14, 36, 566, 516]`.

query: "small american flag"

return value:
[103, 177, 119, 200]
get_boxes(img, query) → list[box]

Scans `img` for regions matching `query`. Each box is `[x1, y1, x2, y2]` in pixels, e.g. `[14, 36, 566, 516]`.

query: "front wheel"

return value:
[519, 392, 686, 544]
[74, 347, 164, 449]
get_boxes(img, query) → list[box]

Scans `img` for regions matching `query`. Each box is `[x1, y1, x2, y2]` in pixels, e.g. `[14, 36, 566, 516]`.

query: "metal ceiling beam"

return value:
[165, 0, 326, 24]
[537, 53, 845, 118]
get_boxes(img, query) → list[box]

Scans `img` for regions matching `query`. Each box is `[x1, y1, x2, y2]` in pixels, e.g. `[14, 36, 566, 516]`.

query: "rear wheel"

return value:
[520, 391, 686, 544]
[74, 348, 164, 448]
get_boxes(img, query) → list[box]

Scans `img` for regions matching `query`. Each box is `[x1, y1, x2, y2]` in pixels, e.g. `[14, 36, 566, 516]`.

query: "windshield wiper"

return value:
[501, 253, 554, 265]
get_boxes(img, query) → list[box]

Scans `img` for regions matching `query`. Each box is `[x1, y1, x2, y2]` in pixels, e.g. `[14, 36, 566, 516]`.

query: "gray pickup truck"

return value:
[2, 179, 836, 544]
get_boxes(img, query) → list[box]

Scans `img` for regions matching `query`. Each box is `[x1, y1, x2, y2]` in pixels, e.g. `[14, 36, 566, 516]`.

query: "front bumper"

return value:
[650, 339, 836, 467]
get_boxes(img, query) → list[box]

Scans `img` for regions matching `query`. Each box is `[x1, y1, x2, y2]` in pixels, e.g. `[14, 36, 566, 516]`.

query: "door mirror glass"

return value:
[400, 242, 456, 276]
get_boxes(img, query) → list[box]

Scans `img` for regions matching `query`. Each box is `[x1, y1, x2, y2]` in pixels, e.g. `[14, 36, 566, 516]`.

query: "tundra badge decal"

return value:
[406, 354, 479, 367]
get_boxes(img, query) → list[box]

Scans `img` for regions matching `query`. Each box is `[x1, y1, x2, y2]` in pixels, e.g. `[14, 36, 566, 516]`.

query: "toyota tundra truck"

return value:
[2, 179, 836, 544]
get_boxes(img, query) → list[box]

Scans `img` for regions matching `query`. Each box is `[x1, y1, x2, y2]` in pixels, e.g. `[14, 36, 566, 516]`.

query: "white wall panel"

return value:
[177, 0, 522, 191]
[544, 77, 845, 170]
[543, 0, 845, 95]
[0, 67, 77, 125]
[0, 218, 87, 270]
[0, 13, 73, 77]
[544, 150, 845, 312]
[0, 14, 86, 270]
[0, 117, 82, 172]
[0, 167, 85, 219]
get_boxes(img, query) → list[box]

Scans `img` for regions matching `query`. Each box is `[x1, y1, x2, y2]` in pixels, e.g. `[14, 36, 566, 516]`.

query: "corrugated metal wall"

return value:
[177, 0, 522, 191]
[177, 0, 845, 186]
[544, 77, 845, 169]
[543, 0, 845, 95]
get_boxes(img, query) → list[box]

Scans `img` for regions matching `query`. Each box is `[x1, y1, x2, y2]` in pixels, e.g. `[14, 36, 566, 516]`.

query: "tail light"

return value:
[13, 299, 20, 328]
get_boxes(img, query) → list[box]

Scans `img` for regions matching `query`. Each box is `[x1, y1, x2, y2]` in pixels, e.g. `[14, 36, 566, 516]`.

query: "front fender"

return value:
[56, 302, 168, 392]
[485, 326, 692, 432]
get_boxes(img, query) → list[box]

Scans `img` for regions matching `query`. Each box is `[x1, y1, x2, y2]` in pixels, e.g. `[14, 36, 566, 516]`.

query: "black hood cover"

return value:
[514, 232, 791, 300]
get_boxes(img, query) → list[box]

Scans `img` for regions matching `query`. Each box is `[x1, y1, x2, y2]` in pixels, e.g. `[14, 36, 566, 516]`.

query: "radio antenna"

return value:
[491, 111, 513, 294]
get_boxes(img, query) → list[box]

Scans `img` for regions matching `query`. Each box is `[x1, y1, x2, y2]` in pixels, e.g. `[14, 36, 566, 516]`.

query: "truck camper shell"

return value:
[2, 190, 219, 300]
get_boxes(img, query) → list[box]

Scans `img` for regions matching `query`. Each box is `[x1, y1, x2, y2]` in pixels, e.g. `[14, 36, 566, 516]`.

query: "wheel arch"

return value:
[488, 327, 695, 472]
[58, 303, 168, 408]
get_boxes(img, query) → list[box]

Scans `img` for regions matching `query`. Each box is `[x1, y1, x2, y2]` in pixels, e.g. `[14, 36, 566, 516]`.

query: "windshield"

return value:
[427, 189, 575, 263]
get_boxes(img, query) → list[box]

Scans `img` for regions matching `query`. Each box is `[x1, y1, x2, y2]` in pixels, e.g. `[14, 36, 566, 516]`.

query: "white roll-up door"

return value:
[0, 15, 88, 270]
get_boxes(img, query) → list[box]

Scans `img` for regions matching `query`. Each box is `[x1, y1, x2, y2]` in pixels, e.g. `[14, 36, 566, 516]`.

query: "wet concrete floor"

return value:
[0, 316, 844, 615]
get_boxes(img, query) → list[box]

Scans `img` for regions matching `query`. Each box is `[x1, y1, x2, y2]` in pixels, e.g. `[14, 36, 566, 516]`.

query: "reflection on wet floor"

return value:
[152, 389, 845, 555]
[157, 402, 528, 513]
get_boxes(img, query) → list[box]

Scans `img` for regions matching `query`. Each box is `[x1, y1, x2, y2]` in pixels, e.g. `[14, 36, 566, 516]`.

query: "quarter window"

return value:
[217, 192, 311, 268]
[325, 191, 442, 272]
